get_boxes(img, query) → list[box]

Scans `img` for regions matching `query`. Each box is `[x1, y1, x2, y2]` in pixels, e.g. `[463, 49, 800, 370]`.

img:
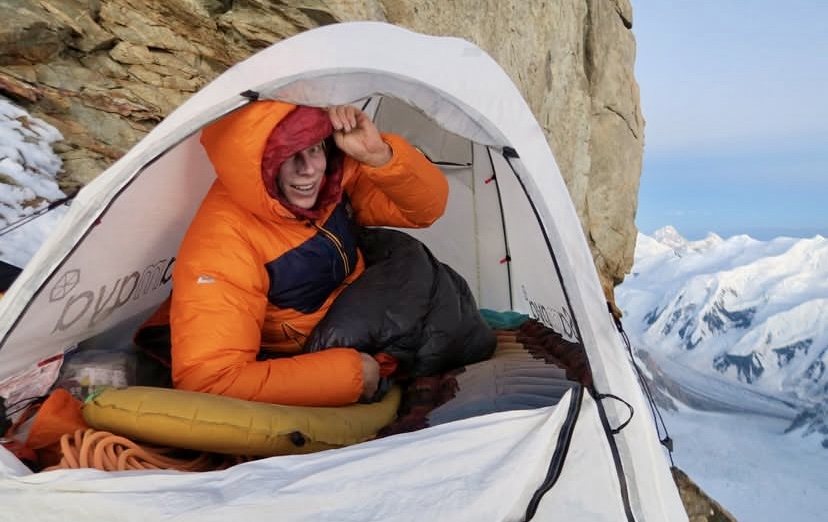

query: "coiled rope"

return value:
[45, 428, 250, 472]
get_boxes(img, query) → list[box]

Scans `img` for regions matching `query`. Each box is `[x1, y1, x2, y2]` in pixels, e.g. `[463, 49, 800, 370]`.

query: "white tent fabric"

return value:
[0, 394, 606, 522]
[0, 22, 687, 521]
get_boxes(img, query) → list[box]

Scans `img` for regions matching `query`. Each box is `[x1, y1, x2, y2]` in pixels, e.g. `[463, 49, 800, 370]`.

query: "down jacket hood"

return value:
[199, 101, 342, 221]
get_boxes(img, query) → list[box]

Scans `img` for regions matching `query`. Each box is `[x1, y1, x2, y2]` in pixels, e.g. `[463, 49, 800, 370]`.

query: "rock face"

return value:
[672, 467, 739, 522]
[0, 0, 642, 304]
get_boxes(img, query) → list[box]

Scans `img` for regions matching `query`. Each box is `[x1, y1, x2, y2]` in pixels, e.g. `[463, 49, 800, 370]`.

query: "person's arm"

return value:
[329, 106, 449, 228]
[170, 218, 366, 406]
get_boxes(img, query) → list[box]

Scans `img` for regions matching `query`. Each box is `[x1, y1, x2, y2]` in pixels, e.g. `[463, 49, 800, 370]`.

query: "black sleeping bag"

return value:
[304, 228, 496, 377]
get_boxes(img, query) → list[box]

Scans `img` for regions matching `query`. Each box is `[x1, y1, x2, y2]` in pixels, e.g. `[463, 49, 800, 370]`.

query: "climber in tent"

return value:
[159, 102, 448, 406]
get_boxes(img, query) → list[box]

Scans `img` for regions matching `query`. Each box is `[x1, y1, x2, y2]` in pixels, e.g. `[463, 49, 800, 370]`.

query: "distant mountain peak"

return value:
[652, 225, 686, 247]
[650, 226, 724, 255]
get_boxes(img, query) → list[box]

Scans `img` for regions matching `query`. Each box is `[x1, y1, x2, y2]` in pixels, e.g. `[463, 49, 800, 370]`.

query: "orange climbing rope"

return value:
[45, 428, 249, 472]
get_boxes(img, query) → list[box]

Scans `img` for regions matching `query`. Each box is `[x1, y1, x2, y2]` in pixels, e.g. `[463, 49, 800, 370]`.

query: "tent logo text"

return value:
[51, 258, 175, 333]
[523, 285, 578, 341]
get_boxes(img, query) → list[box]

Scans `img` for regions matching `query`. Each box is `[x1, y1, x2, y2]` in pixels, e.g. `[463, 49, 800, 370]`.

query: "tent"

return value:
[0, 22, 687, 521]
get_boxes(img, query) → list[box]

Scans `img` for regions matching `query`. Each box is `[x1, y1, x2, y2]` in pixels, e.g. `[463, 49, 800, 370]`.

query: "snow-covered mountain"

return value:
[618, 226, 828, 446]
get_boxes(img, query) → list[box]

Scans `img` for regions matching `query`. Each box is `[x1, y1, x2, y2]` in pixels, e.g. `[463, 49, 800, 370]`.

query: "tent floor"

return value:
[379, 319, 590, 436]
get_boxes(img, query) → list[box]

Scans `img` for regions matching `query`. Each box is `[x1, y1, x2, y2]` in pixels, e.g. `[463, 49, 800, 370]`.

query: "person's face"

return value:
[276, 141, 327, 209]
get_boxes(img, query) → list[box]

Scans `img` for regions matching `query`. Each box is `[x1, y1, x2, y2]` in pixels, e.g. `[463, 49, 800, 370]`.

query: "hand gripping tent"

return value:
[0, 22, 687, 522]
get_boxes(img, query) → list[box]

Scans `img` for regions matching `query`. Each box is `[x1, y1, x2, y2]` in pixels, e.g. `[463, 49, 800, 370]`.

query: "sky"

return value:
[631, 0, 828, 240]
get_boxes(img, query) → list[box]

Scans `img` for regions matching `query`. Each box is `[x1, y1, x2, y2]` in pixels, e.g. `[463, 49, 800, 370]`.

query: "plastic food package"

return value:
[54, 348, 137, 401]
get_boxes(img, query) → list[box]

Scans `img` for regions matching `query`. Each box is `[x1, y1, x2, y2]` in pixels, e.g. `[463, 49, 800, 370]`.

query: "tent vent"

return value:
[502, 146, 519, 159]
[240, 90, 260, 100]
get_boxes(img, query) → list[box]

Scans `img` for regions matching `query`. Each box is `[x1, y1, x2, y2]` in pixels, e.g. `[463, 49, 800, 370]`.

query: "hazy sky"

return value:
[632, 1, 828, 240]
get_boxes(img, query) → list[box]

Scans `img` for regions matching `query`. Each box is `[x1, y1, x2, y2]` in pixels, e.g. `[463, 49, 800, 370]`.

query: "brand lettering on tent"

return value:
[523, 285, 578, 341]
[528, 300, 577, 339]
[51, 258, 175, 332]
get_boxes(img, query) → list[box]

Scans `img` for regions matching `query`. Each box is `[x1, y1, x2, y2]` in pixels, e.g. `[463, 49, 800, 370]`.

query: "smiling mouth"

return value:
[290, 183, 316, 192]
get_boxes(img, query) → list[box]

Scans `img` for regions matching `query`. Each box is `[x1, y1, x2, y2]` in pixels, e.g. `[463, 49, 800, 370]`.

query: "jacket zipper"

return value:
[281, 321, 307, 350]
[310, 222, 350, 275]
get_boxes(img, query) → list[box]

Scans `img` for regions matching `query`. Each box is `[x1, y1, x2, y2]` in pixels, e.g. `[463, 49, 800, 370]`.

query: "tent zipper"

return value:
[523, 383, 584, 521]
[591, 387, 638, 522]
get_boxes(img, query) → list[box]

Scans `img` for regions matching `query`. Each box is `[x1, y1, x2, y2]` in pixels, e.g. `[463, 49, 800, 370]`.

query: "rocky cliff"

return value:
[0, 0, 642, 307]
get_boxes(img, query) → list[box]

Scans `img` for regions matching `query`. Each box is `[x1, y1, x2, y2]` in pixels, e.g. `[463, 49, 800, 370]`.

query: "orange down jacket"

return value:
[169, 101, 448, 406]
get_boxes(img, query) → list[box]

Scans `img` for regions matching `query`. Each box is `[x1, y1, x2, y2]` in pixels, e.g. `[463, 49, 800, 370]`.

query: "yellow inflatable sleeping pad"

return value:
[82, 385, 401, 457]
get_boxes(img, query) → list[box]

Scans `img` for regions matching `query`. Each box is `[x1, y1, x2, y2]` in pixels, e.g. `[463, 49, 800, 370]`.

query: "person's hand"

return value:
[359, 352, 380, 401]
[327, 105, 392, 167]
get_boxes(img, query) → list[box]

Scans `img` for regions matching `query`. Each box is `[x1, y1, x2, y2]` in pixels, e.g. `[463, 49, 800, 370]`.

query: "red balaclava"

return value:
[261, 106, 344, 220]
